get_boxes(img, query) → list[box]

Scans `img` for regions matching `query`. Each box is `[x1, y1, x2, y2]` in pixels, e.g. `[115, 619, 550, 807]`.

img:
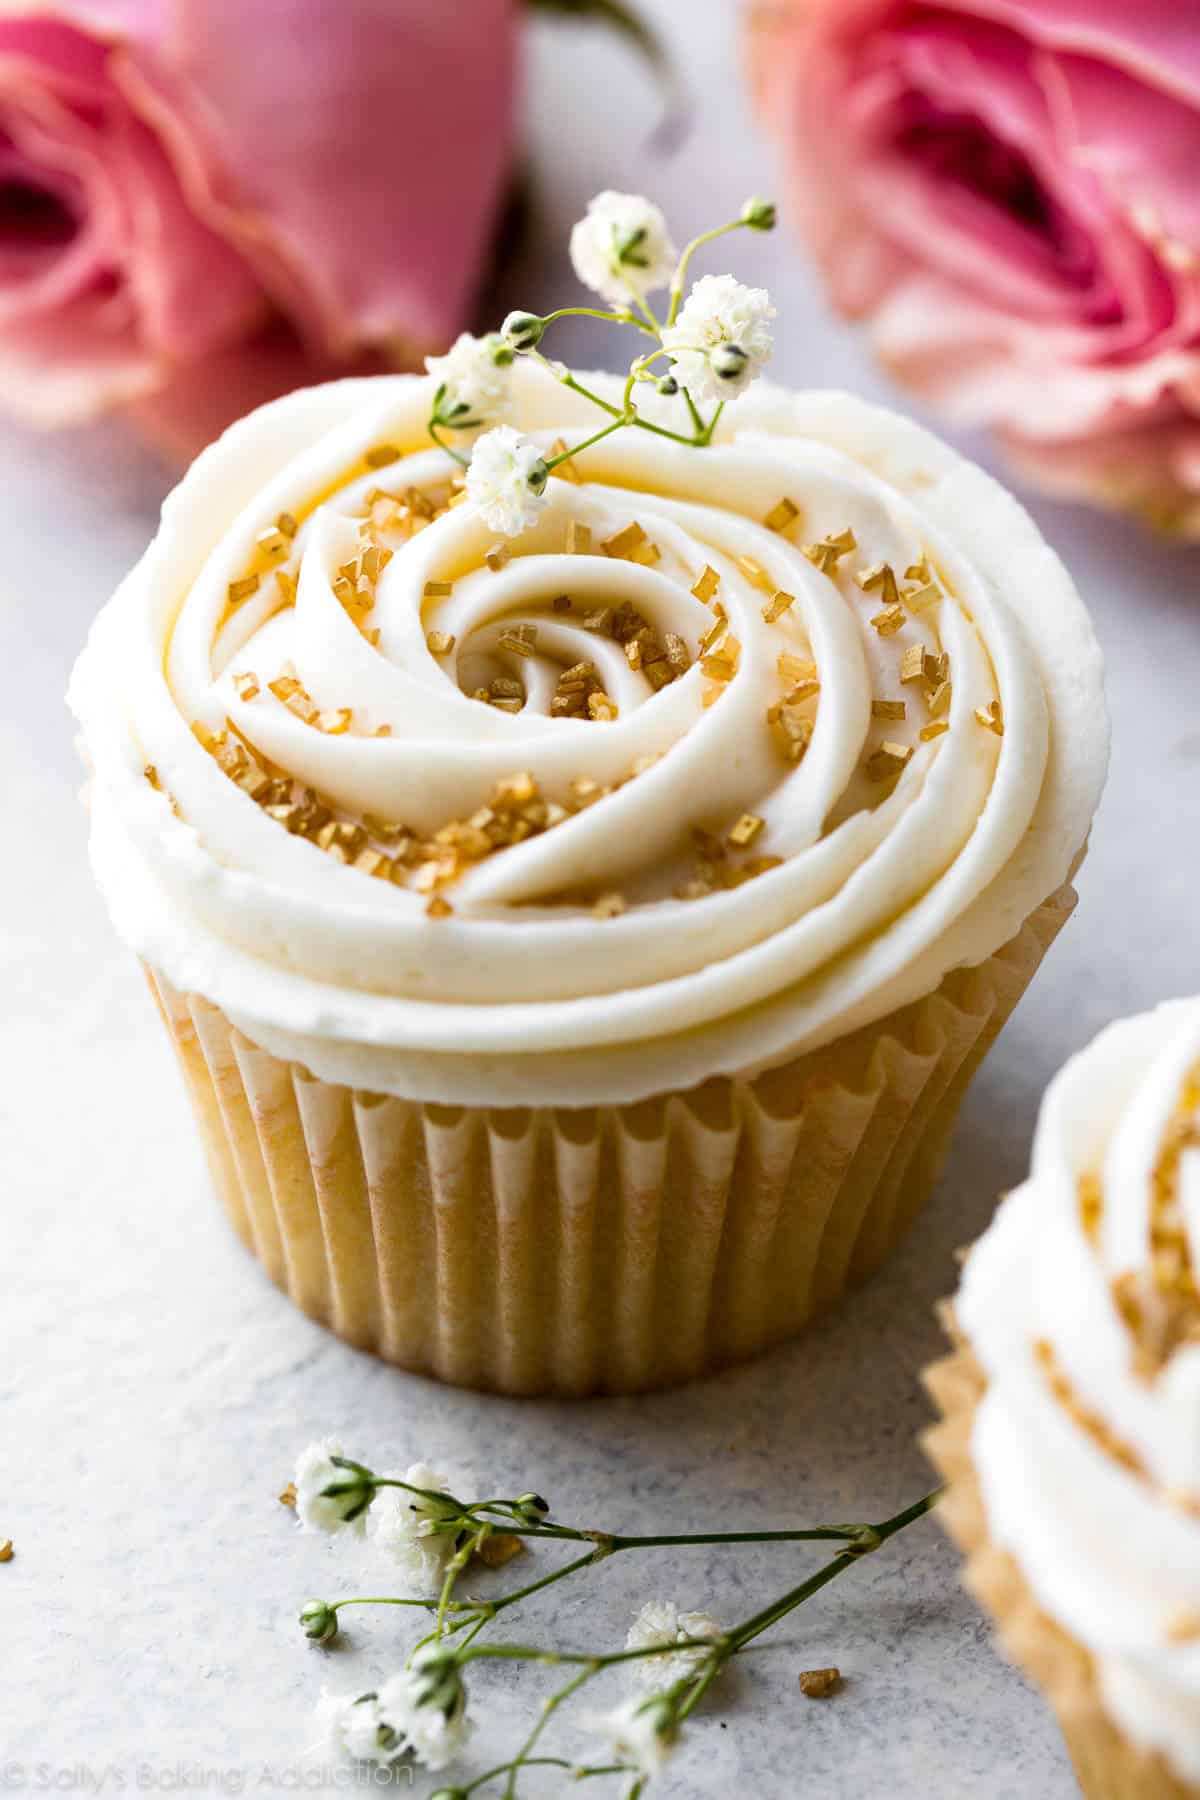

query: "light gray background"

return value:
[5, 3, 1199, 1793]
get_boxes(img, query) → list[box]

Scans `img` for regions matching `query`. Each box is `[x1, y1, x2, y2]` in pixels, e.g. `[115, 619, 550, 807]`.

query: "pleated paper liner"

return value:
[924, 1316, 1199, 1800]
[144, 880, 1074, 1397]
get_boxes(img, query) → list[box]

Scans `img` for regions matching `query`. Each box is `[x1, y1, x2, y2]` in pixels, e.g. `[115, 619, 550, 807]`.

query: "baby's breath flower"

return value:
[425, 332, 512, 428]
[569, 190, 677, 304]
[366, 1461, 459, 1593]
[316, 1650, 471, 1772]
[583, 1694, 678, 1778]
[315, 1690, 393, 1765]
[501, 310, 544, 351]
[661, 273, 775, 406]
[465, 426, 550, 537]
[625, 1600, 724, 1693]
[294, 1439, 372, 1535]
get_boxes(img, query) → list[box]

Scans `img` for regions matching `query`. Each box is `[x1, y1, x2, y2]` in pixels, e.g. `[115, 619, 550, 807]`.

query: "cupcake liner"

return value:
[924, 1317, 1198, 1800]
[145, 881, 1074, 1397]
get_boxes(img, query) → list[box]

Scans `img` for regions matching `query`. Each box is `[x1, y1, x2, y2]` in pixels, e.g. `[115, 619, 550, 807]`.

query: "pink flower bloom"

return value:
[751, 0, 1200, 533]
[0, 1, 516, 446]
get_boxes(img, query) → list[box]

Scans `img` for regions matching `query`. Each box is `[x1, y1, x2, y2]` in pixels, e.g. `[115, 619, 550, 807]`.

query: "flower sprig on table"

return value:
[423, 191, 778, 537]
[291, 1438, 940, 1796]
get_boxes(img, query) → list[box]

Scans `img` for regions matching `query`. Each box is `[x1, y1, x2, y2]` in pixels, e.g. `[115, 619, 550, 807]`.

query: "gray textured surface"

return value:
[5, 2, 1200, 1793]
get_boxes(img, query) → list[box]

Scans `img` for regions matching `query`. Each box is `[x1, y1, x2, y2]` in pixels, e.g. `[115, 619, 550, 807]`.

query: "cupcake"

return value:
[927, 1000, 1200, 1798]
[69, 358, 1106, 1395]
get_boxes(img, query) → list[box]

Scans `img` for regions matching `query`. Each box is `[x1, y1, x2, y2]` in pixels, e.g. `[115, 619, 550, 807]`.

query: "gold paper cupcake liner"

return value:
[144, 882, 1074, 1397]
[924, 1317, 1199, 1800]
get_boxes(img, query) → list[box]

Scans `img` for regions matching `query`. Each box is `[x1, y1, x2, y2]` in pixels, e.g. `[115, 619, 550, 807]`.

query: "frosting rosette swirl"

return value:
[70, 364, 1106, 1105]
[958, 1001, 1200, 1783]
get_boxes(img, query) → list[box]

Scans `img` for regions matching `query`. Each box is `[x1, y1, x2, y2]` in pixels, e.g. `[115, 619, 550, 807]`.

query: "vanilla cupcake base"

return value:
[147, 883, 1073, 1396]
[925, 1326, 1198, 1800]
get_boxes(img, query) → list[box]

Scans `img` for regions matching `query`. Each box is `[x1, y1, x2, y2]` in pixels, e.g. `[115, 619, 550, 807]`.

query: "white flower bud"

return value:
[501, 310, 544, 350]
[299, 1598, 338, 1644]
[294, 1440, 374, 1534]
[465, 426, 551, 537]
[569, 190, 677, 304]
[425, 333, 512, 428]
[741, 195, 777, 230]
[660, 273, 775, 407]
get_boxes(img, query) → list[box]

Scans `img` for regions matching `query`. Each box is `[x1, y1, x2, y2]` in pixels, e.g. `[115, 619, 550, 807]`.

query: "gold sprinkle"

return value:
[764, 496, 800, 534]
[1168, 1610, 1200, 1645]
[316, 709, 352, 735]
[363, 627, 380, 647]
[551, 594, 572, 613]
[698, 612, 728, 655]
[703, 684, 723, 708]
[570, 775, 602, 807]
[580, 606, 612, 635]
[276, 512, 299, 539]
[426, 895, 453, 919]
[919, 720, 949, 741]
[975, 699, 1004, 735]
[870, 604, 906, 637]
[365, 444, 401, 468]
[550, 438, 582, 483]
[592, 892, 625, 919]
[406, 486, 435, 520]
[927, 680, 953, 718]
[872, 699, 906, 720]
[276, 569, 297, 605]
[474, 1532, 527, 1569]
[736, 554, 773, 591]
[233, 671, 260, 702]
[700, 648, 738, 682]
[423, 579, 452, 599]
[498, 626, 538, 658]
[227, 574, 260, 606]
[0, 1540, 13, 1563]
[191, 720, 221, 754]
[588, 692, 618, 721]
[903, 581, 940, 615]
[485, 542, 512, 572]
[278, 1484, 297, 1510]
[353, 848, 388, 878]
[603, 521, 648, 560]
[777, 653, 817, 686]
[762, 589, 796, 624]
[899, 644, 928, 685]
[375, 723, 393, 736]
[905, 556, 933, 584]
[728, 813, 764, 848]
[857, 562, 900, 608]
[799, 1668, 841, 1699]
[143, 764, 160, 789]
[664, 632, 691, 673]
[255, 525, 287, 557]
[866, 741, 912, 782]
[803, 529, 856, 574]
[426, 631, 456, 656]
[692, 565, 721, 604]
[566, 520, 591, 555]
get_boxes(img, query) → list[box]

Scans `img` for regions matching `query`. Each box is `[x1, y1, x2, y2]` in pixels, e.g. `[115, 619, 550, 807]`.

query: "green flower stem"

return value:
[539, 305, 657, 339]
[667, 218, 751, 327]
[426, 422, 470, 468]
[331, 1595, 471, 1614]
[727, 1489, 942, 1653]
[462, 1760, 624, 1797]
[546, 415, 632, 469]
[502, 1666, 596, 1800]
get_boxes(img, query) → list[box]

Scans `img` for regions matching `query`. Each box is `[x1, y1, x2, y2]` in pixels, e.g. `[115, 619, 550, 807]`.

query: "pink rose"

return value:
[751, 0, 1200, 533]
[0, 1, 515, 450]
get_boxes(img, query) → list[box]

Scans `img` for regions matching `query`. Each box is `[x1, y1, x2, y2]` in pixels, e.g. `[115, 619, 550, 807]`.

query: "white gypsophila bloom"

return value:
[569, 190, 677, 304]
[660, 273, 775, 406]
[582, 1694, 678, 1778]
[315, 1690, 395, 1765]
[366, 1461, 458, 1593]
[625, 1600, 724, 1693]
[425, 332, 512, 426]
[375, 1655, 473, 1773]
[294, 1438, 370, 1536]
[465, 425, 550, 536]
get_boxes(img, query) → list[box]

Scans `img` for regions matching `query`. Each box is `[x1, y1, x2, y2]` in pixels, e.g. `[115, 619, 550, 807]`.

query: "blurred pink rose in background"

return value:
[750, 0, 1200, 535]
[0, 1, 515, 454]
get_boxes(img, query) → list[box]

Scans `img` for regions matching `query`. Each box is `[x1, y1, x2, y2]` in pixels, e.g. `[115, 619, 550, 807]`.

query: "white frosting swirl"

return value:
[959, 999, 1200, 1783]
[69, 364, 1106, 1105]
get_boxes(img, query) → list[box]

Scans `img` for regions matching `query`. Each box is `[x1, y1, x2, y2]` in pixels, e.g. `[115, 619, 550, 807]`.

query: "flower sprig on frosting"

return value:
[427, 192, 778, 536]
[287, 1437, 937, 1793]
